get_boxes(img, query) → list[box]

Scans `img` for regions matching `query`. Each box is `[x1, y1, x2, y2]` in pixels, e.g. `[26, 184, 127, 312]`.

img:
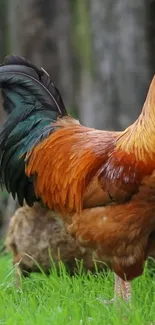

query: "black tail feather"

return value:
[0, 55, 68, 206]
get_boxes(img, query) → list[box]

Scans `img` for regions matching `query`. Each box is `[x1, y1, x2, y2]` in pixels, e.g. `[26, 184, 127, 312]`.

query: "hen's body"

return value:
[6, 203, 101, 277]
[0, 56, 155, 300]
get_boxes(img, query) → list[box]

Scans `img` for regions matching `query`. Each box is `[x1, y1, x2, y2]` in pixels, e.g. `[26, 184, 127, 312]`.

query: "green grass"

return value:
[0, 255, 155, 325]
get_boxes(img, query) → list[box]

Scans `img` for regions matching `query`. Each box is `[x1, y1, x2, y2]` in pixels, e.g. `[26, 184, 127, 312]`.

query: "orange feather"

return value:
[26, 122, 117, 213]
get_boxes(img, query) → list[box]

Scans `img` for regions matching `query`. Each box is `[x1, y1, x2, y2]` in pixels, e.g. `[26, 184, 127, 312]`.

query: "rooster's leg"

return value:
[114, 273, 131, 302]
[99, 273, 131, 305]
[14, 264, 23, 288]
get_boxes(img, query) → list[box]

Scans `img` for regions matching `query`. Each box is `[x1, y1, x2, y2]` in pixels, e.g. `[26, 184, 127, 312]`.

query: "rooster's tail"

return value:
[0, 55, 68, 205]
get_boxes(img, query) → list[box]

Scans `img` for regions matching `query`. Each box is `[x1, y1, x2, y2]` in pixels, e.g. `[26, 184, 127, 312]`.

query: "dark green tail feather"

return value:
[0, 55, 68, 206]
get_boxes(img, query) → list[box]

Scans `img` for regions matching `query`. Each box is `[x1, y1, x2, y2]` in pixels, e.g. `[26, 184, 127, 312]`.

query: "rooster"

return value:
[6, 202, 103, 286]
[0, 56, 155, 302]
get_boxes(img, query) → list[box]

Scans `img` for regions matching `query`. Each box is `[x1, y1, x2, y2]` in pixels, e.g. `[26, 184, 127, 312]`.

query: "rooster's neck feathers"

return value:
[116, 76, 155, 162]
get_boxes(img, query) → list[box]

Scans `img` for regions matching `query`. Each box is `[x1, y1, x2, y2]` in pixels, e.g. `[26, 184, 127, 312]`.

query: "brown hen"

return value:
[6, 203, 103, 286]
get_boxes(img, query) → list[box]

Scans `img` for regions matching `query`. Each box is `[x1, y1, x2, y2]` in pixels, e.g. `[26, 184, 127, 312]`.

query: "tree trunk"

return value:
[0, 0, 9, 123]
[8, 0, 73, 109]
[0, 0, 8, 60]
[89, 0, 151, 130]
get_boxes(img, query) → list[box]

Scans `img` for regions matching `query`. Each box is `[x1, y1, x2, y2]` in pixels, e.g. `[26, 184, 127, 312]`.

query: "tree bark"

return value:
[8, 0, 73, 109]
[89, 0, 151, 130]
